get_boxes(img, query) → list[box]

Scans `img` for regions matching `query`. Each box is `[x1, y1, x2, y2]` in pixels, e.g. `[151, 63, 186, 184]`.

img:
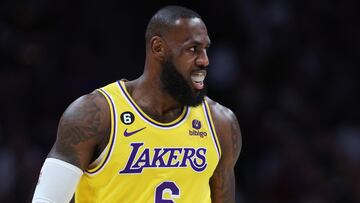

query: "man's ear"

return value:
[150, 36, 167, 60]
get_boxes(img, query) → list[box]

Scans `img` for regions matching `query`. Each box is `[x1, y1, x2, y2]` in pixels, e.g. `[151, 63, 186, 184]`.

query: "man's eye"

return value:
[189, 47, 196, 52]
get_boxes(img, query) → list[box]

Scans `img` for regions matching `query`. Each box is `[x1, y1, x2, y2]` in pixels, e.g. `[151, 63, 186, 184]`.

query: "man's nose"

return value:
[196, 50, 209, 67]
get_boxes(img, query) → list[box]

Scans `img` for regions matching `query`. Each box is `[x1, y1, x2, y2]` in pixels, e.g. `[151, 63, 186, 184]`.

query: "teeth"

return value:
[191, 72, 206, 82]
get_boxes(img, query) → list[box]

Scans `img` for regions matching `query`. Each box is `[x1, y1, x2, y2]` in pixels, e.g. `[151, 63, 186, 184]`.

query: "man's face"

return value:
[160, 17, 211, 107]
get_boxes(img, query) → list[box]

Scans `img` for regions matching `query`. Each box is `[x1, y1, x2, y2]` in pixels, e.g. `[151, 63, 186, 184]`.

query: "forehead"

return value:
[167, 17, 210, 46]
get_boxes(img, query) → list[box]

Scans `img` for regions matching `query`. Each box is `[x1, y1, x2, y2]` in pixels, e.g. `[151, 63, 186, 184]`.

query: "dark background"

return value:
[0, 0, 359, 202]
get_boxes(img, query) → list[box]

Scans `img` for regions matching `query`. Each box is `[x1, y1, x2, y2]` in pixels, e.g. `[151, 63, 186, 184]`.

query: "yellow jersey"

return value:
[75, 80, 221, 203]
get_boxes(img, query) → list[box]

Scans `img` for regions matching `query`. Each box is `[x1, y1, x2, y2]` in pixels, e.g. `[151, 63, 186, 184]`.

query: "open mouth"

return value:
[191, 70, 207, 90]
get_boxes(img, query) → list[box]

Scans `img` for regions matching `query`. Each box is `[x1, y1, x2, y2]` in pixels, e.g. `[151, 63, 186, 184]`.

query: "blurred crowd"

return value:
[0, 0, 359, 202]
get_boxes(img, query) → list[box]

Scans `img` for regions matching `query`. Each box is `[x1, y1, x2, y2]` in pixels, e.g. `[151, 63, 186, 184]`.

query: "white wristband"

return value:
[32, 158, 83, 203]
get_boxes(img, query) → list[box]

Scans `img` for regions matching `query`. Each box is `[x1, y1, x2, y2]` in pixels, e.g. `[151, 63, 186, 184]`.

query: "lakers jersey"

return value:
[75, 80, 221, 203]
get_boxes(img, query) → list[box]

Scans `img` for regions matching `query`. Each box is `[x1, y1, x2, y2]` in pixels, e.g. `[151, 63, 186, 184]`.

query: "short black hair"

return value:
[145, 5, 201, 44]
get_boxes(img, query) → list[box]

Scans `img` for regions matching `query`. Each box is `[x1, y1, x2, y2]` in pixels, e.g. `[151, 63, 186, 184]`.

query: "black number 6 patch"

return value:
[120, 111, 135, 125]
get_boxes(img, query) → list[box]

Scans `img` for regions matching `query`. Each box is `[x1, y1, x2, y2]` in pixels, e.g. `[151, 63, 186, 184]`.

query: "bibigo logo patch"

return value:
[189, 119, 207, 138]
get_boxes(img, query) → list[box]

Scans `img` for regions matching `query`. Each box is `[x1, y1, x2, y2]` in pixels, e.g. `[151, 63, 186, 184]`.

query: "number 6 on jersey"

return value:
[155, 181, 180, 203]
[121, 111, 135, 125]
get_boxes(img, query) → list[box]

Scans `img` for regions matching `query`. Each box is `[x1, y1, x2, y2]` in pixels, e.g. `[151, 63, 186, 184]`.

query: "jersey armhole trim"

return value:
[203, 100, 222, 159]
[85, 88, 117, 175]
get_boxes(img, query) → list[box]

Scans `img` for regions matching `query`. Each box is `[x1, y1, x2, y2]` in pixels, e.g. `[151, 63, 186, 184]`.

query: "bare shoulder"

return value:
[48, 90, 110, 169]
[205, 97, 241, 166]
[205, 97, 235, 124]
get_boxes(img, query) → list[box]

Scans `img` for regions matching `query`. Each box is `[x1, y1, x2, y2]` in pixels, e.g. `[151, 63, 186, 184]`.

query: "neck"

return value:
[125, 73, 184, 123]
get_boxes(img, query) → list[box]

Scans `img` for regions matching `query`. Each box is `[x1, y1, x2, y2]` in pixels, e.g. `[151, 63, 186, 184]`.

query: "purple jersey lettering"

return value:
[119, 143, 207, 174]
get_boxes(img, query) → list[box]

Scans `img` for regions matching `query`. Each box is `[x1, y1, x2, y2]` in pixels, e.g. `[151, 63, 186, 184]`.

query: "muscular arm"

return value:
[207, 98, 242, 203]
[48, 91, 110, 169]
[33, 91, 110, 203]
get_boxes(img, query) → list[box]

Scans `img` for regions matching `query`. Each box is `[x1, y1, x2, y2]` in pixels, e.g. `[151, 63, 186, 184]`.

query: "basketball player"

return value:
[32, 5, 241, 203]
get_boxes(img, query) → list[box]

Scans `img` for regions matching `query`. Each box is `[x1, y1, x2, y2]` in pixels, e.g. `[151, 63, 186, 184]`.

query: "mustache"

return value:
[196, 64, 208, 69]
[191, 66, 208, 72]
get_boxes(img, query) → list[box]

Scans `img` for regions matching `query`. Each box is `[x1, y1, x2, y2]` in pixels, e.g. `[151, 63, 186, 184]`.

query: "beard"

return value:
[160, 59, 207, 107]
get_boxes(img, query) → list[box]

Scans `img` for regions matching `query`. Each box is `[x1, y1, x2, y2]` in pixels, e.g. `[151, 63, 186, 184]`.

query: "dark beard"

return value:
[160, 60, 207, 107]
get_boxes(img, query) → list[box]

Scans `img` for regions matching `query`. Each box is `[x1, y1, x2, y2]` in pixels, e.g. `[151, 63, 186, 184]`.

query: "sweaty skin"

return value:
[48, 17, 242, 203]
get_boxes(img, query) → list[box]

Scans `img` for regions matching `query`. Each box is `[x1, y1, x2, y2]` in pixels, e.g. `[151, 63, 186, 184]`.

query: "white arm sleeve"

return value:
[32, 158, 83, 203]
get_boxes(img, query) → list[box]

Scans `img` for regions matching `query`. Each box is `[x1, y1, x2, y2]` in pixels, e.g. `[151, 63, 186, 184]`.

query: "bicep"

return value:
[210, 166, 236, 203]
[210, 104, 242, 203]
[48, 92, 110, 170]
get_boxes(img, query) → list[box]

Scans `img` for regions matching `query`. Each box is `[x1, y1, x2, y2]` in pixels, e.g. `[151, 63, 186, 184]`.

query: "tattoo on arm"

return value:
[51, 93, 104, 168]
[211, 169, 234, 203]
[210, 107, 241, 203]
